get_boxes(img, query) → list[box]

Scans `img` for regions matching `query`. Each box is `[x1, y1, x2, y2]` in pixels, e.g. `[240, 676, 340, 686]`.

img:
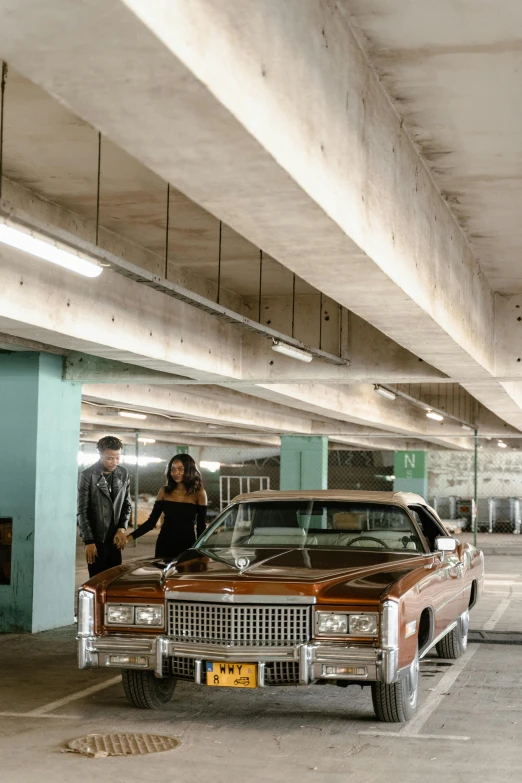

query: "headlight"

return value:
[106, 605, 134, 625]
[135, 606, 164, 626]
[348, 614, 378, 636]
[317, 613, 348, 634]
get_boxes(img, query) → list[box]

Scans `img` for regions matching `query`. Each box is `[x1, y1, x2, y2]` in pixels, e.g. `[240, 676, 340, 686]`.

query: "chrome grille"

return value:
[171, 656, 195, 680]
[265, 661, 300, 685]
[168, 602, 310, 647]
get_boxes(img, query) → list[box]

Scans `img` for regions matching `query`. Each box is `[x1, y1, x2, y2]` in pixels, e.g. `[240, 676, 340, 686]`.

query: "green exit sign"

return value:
[394, 451, 426, 480]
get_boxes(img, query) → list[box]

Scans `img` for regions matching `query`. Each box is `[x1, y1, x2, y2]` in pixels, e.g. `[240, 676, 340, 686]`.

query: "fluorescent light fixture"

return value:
[374, 385, 396, 401]
[461, 424, 473, 432]
[498, 440, 507, 448]
[77, 451, 164, 467]
[123, 456, 164, 466]
[138, 437, 156, 444]
[426, 410, 444, 422]
[200, 461, 221, 472]
[0, 217, 102, 278]
[118, 411, 147, 420]
[271, 339, 313, 363]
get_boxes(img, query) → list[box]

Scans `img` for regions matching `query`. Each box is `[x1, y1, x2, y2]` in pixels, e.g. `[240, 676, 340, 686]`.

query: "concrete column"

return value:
[280, 436, 328, 491]
[393, 450, 428, 499]
[0, 353, 81, 632]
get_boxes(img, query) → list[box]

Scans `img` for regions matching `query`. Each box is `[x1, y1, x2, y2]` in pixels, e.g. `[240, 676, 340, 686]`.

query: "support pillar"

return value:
[393, 450, 428, 498]
[0, 353, 81, 632]
[280, 436, 328, 490]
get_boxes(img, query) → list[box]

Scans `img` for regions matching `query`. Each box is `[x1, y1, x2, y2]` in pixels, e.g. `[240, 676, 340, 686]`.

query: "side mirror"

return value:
[436, 536, 457, 553]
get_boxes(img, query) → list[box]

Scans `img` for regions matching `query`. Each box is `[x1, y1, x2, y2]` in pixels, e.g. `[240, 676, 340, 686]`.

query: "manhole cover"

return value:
[66, 733, 180, 757]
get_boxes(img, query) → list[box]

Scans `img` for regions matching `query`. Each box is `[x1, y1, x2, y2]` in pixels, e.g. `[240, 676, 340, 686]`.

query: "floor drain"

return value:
[66, 733, 180, 758]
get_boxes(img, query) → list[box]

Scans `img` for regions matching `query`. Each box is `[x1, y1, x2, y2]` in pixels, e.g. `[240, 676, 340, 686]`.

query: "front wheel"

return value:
[122, 669, 177, 709]
[436, 609, 469, 659]
[371, 650, 419, 723]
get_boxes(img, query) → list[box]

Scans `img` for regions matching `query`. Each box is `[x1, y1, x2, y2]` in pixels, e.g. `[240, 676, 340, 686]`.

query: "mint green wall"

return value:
[0, 353, 81, 632]
[280, 436, 328, 490]
[393, 450, 428, 499]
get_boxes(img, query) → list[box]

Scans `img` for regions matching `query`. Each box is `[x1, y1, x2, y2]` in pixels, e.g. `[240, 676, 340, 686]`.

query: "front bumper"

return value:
[77, 635, 399, 684]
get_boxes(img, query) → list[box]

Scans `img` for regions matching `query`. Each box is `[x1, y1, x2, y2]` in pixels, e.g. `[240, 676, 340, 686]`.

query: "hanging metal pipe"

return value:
[216, 220, 222, 304]
[95, 132, 101, 246]
[0, 62, 8, 201]
[164, 183, 170, 279]
[258, 249, 263, 323]
[291, 273, 296, 338]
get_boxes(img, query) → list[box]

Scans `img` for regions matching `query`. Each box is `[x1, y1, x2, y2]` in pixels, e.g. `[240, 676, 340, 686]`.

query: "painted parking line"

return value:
[359, 645, 479, 742]
[482, 598, 511, 631]
[26, 675, 122, 716]
[0, 711, 83, 719]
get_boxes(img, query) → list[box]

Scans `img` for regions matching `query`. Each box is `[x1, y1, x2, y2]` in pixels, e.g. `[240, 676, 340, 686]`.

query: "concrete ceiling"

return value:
[0, 0, 521, 453]
[2, 68, 316, 299]
[346, 0, 522, 294]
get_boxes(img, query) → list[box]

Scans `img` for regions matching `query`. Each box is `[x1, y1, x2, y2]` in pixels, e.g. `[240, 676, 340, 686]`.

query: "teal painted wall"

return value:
[393, 450, 428, 499]
[0, 353, 81, 632]
[280, 436, 328, 490]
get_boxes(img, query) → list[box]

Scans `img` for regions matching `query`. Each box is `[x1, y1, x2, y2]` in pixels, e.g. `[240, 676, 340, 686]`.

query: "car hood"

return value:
[103, 546, 430, 604]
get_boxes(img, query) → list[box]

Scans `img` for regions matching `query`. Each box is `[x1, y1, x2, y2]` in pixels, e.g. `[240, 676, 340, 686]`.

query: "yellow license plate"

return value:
[206, 662, 257, 688]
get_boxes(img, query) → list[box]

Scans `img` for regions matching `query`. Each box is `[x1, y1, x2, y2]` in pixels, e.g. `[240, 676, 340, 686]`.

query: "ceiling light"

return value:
[271, 339, 313, 363]
[138, 438, 156, 444]
[374, 385, 396, 401]
[118, 411, 147, 420]
[426, 410, 444, 422]
[200, 461, 221, 472]
[0, 217, 103, 278]
[498, 440, 507, 448]
[461, 424, 473, 432]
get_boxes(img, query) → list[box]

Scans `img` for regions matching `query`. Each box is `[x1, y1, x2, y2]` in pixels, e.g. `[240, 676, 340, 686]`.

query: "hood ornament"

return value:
[235, 556, 250, 571]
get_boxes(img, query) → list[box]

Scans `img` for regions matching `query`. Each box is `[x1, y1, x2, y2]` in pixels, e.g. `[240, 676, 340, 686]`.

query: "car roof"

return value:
[231, 489, 428, 507]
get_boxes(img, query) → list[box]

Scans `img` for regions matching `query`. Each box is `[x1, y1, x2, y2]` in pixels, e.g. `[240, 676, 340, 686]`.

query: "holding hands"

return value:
[113, 528, 127, 550]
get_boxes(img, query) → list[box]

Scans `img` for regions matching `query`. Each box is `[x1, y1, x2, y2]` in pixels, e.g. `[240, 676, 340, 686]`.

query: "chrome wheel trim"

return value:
[407, 653, 420, 708]
[460, 609, 470, 651]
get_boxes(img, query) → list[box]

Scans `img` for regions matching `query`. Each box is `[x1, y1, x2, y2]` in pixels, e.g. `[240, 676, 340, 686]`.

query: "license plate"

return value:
[206, 662, 257, 688]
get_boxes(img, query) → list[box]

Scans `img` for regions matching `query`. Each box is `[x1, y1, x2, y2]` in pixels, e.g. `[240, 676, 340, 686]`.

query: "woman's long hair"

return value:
[165, 453, 203, 496]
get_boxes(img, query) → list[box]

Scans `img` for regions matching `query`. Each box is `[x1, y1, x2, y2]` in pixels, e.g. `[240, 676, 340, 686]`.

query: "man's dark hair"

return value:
[96, 435, 124, 453]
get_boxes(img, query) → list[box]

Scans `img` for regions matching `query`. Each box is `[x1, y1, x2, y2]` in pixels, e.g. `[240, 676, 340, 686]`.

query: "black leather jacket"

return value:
[77, 461, 132, 545]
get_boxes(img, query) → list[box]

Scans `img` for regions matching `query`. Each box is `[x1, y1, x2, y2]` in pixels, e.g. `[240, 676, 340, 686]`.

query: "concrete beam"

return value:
[81, 383, 317, 435]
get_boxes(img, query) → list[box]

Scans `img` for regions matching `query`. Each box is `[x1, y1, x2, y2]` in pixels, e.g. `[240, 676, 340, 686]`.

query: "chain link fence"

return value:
[78, 438, 522, 537]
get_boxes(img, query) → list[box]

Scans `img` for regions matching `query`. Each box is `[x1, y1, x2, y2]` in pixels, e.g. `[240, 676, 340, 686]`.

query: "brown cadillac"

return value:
[77, 490, 484, 722]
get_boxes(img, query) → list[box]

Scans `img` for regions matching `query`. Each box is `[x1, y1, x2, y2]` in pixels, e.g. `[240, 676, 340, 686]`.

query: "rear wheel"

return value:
[436, 609, 469, 659]
[122, 670, 177, 709]
[371, 649, 419, 723]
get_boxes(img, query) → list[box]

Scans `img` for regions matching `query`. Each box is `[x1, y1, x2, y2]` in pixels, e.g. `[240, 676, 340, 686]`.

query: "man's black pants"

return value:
[87, 541, 122, 578]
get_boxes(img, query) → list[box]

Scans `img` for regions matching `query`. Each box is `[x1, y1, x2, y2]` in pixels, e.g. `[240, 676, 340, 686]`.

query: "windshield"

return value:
[197, 501, 424, 553]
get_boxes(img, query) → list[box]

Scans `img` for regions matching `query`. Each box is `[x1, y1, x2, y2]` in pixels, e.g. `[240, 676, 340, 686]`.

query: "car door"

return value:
[409, 505, 468, 635]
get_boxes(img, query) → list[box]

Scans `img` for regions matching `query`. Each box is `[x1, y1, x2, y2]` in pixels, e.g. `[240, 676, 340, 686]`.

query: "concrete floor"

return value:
[0, 542, 520, 783]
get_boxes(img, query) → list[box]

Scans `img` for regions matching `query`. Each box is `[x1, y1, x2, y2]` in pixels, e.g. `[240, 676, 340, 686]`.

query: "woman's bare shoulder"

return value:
[157, 486, 167, 500]
[197, 488, 208, 505]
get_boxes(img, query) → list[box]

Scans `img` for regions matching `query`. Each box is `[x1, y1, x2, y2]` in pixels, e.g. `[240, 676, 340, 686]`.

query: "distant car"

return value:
[77, 490, 484, 722]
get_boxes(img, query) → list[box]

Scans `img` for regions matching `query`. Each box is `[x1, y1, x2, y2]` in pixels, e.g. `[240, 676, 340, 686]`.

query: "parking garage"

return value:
[0, 2, 521, 781]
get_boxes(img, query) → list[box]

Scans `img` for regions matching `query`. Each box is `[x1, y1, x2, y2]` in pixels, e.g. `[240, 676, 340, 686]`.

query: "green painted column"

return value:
[280, 436, 328, 490]
[0, 353, 81, 632]
[393, 450, 428, 499]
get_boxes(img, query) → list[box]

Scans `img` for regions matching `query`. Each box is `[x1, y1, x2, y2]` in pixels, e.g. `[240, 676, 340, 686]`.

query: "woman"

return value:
[127, 454, 208, 559]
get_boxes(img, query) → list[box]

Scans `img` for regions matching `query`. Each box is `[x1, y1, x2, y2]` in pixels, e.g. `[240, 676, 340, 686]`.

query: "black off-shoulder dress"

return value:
[129, 500, 207, 559]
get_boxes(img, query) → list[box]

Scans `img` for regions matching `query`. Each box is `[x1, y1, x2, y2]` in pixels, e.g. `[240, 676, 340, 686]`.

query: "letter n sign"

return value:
[394, 451, 426, 480]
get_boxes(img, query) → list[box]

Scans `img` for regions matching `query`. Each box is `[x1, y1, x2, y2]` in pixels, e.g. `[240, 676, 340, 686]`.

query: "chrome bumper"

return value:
[78, 635, 399, 684]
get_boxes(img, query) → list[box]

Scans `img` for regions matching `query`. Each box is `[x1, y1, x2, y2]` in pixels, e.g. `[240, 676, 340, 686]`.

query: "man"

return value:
[77, 435, 131, 577]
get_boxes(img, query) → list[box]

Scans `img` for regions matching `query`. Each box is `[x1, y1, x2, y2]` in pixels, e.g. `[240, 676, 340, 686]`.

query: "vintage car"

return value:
[77, 490, 484, 722]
